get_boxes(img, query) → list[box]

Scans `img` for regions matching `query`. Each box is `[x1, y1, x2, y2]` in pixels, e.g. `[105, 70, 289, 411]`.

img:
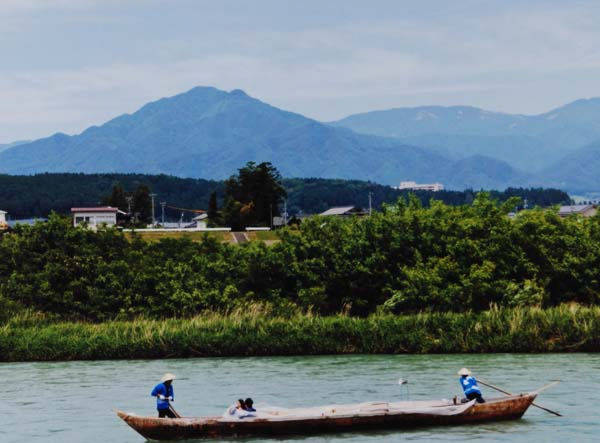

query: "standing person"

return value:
[151, 373, 176, 417]
[458, 368, 485, 403]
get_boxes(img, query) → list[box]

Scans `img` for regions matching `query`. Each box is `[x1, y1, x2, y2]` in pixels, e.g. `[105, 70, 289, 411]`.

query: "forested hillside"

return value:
[0, 173, 569, 219]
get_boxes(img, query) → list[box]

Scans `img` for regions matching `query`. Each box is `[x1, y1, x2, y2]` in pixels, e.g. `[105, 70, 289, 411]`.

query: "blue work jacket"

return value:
[151, 382, 174, 410]
[459, 376, 481, 395]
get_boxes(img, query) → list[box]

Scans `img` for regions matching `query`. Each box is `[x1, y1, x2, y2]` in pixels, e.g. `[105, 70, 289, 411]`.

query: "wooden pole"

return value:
[168, 403, 182, 418]
[478, 379, 562, 417]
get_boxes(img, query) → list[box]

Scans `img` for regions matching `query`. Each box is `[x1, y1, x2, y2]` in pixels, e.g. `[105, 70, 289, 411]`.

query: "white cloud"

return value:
[2, 1, 600, 141]
[0, 0, 147, 15]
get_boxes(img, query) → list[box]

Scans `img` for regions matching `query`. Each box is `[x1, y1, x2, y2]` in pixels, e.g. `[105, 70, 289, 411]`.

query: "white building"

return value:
[0, 210, 7, 230]
[396, 181, 444, 192]
[190, 213, 208, 229]
[558, 205, 597, 218]
[159, 213, 208, 229]
[71, 206, 123, 229]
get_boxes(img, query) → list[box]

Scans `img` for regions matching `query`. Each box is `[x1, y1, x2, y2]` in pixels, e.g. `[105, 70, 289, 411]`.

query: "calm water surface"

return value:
[1, 354, 598, 443]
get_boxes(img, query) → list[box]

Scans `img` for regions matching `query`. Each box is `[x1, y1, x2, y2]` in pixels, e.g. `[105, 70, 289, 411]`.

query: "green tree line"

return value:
[0, 172, 569, 220]
[1, 193, 598, 321]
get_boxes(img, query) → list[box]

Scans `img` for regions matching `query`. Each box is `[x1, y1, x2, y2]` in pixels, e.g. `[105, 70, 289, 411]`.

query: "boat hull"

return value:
[117, 393, 537, 440]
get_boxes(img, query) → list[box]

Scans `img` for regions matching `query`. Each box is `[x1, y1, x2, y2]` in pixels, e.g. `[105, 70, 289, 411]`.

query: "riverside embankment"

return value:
[2, 305, 599, 362]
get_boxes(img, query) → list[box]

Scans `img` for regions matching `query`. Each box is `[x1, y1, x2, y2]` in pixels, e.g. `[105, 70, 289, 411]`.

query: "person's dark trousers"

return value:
[466, 392, 486, 403]
[158, 408, 176, 418]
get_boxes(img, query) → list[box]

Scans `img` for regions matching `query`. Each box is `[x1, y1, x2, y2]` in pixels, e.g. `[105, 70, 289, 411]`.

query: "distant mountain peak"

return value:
[3, 87, 600, 192]
[0, 85, 454, 187]
[229, 89, 249, 98]
[544, 96, 600, 114]
[186, 85, 221, 94]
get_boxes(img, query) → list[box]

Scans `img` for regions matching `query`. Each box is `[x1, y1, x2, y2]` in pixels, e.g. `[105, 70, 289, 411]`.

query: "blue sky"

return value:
[2, 0, 600, 142]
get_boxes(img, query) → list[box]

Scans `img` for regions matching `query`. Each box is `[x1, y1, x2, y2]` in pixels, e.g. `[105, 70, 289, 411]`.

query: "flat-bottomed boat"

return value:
[117, 392, 537, 440]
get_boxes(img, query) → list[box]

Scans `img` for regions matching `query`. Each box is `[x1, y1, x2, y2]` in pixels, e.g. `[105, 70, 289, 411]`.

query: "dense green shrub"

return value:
[1, 193, 599, 320]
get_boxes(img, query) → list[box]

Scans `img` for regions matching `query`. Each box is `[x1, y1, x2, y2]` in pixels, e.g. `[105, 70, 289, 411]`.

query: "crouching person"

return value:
[458, 368, 485, 403]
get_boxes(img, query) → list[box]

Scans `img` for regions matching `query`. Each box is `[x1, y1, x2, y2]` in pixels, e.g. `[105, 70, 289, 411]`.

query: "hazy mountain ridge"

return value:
[0, 140, 30, 153]
[1, 87, 596, 191]
[442, 155, 531, 190]
[332, 99, 600, 177]
[396, 133, 555, 172]
[0, 87, 523, 189]
[535, 140, 600, 192]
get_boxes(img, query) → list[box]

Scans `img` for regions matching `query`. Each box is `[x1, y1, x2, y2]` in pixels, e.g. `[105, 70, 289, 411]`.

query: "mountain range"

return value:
[333, 99, 600, 165]
[1, 87, 599, 192]
[0, 140, 30, 153]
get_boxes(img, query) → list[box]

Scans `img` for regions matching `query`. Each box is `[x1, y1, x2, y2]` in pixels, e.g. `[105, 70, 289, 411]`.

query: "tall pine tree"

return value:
[133, 184, 153, 224]
[103, 183, 128, 212]
[223, 162, 286, 229]
[208, 191, 219, 220]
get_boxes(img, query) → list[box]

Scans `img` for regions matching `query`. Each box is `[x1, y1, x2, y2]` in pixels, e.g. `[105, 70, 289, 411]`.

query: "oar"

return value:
[168, 403, 182, 418]
[478, 379, 562, 417]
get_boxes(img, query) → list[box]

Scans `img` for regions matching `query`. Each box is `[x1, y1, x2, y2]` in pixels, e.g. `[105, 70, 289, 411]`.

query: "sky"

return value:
[2, 0, 600, 142]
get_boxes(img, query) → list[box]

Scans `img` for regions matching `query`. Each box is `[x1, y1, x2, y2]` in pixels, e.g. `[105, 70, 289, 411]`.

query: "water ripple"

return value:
[1, 354, 597, 443]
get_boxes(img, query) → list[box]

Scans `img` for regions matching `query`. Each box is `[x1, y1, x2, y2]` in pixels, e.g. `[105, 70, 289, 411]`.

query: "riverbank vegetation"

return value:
[1, 192, 599, 321]
[1, 305, 599, 361]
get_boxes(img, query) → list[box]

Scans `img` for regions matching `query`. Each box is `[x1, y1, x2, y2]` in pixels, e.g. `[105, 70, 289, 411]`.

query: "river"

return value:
[2, 354, 598, 442]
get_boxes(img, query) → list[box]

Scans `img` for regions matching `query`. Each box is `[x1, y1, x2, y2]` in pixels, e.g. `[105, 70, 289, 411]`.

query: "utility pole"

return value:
[125, 196, 133, 224]
[284, 200, 288, 226]
[150, 193, 157, 227]
[125, 196, 133, 215]
[160, 201, 166, 225]
[368, 192, 373, 216]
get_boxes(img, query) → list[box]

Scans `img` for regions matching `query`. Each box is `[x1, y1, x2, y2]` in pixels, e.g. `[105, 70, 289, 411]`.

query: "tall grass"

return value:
[2, 305, 600, 362]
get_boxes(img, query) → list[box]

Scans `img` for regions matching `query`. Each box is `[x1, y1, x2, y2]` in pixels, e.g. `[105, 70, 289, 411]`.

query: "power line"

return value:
[164, 204, 206, 213]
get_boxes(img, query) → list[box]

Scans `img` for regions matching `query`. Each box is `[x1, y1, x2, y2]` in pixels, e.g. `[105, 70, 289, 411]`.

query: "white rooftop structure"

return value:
[558, 205, 597, 217]
[396, 181, 444, 192]
[319, 206, 361, 216]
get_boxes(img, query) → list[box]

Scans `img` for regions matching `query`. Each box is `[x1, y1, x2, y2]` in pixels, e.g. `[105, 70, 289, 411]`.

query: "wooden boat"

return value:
[117, 392, 537, 440]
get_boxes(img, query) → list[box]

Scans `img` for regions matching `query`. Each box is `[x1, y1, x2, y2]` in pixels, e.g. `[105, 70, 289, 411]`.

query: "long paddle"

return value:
[168, 403, 182, 418]
[478, 379, 562, 417]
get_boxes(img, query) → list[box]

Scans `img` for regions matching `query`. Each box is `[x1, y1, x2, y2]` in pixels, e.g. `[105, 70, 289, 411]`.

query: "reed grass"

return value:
[2, 305, 600, 362]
